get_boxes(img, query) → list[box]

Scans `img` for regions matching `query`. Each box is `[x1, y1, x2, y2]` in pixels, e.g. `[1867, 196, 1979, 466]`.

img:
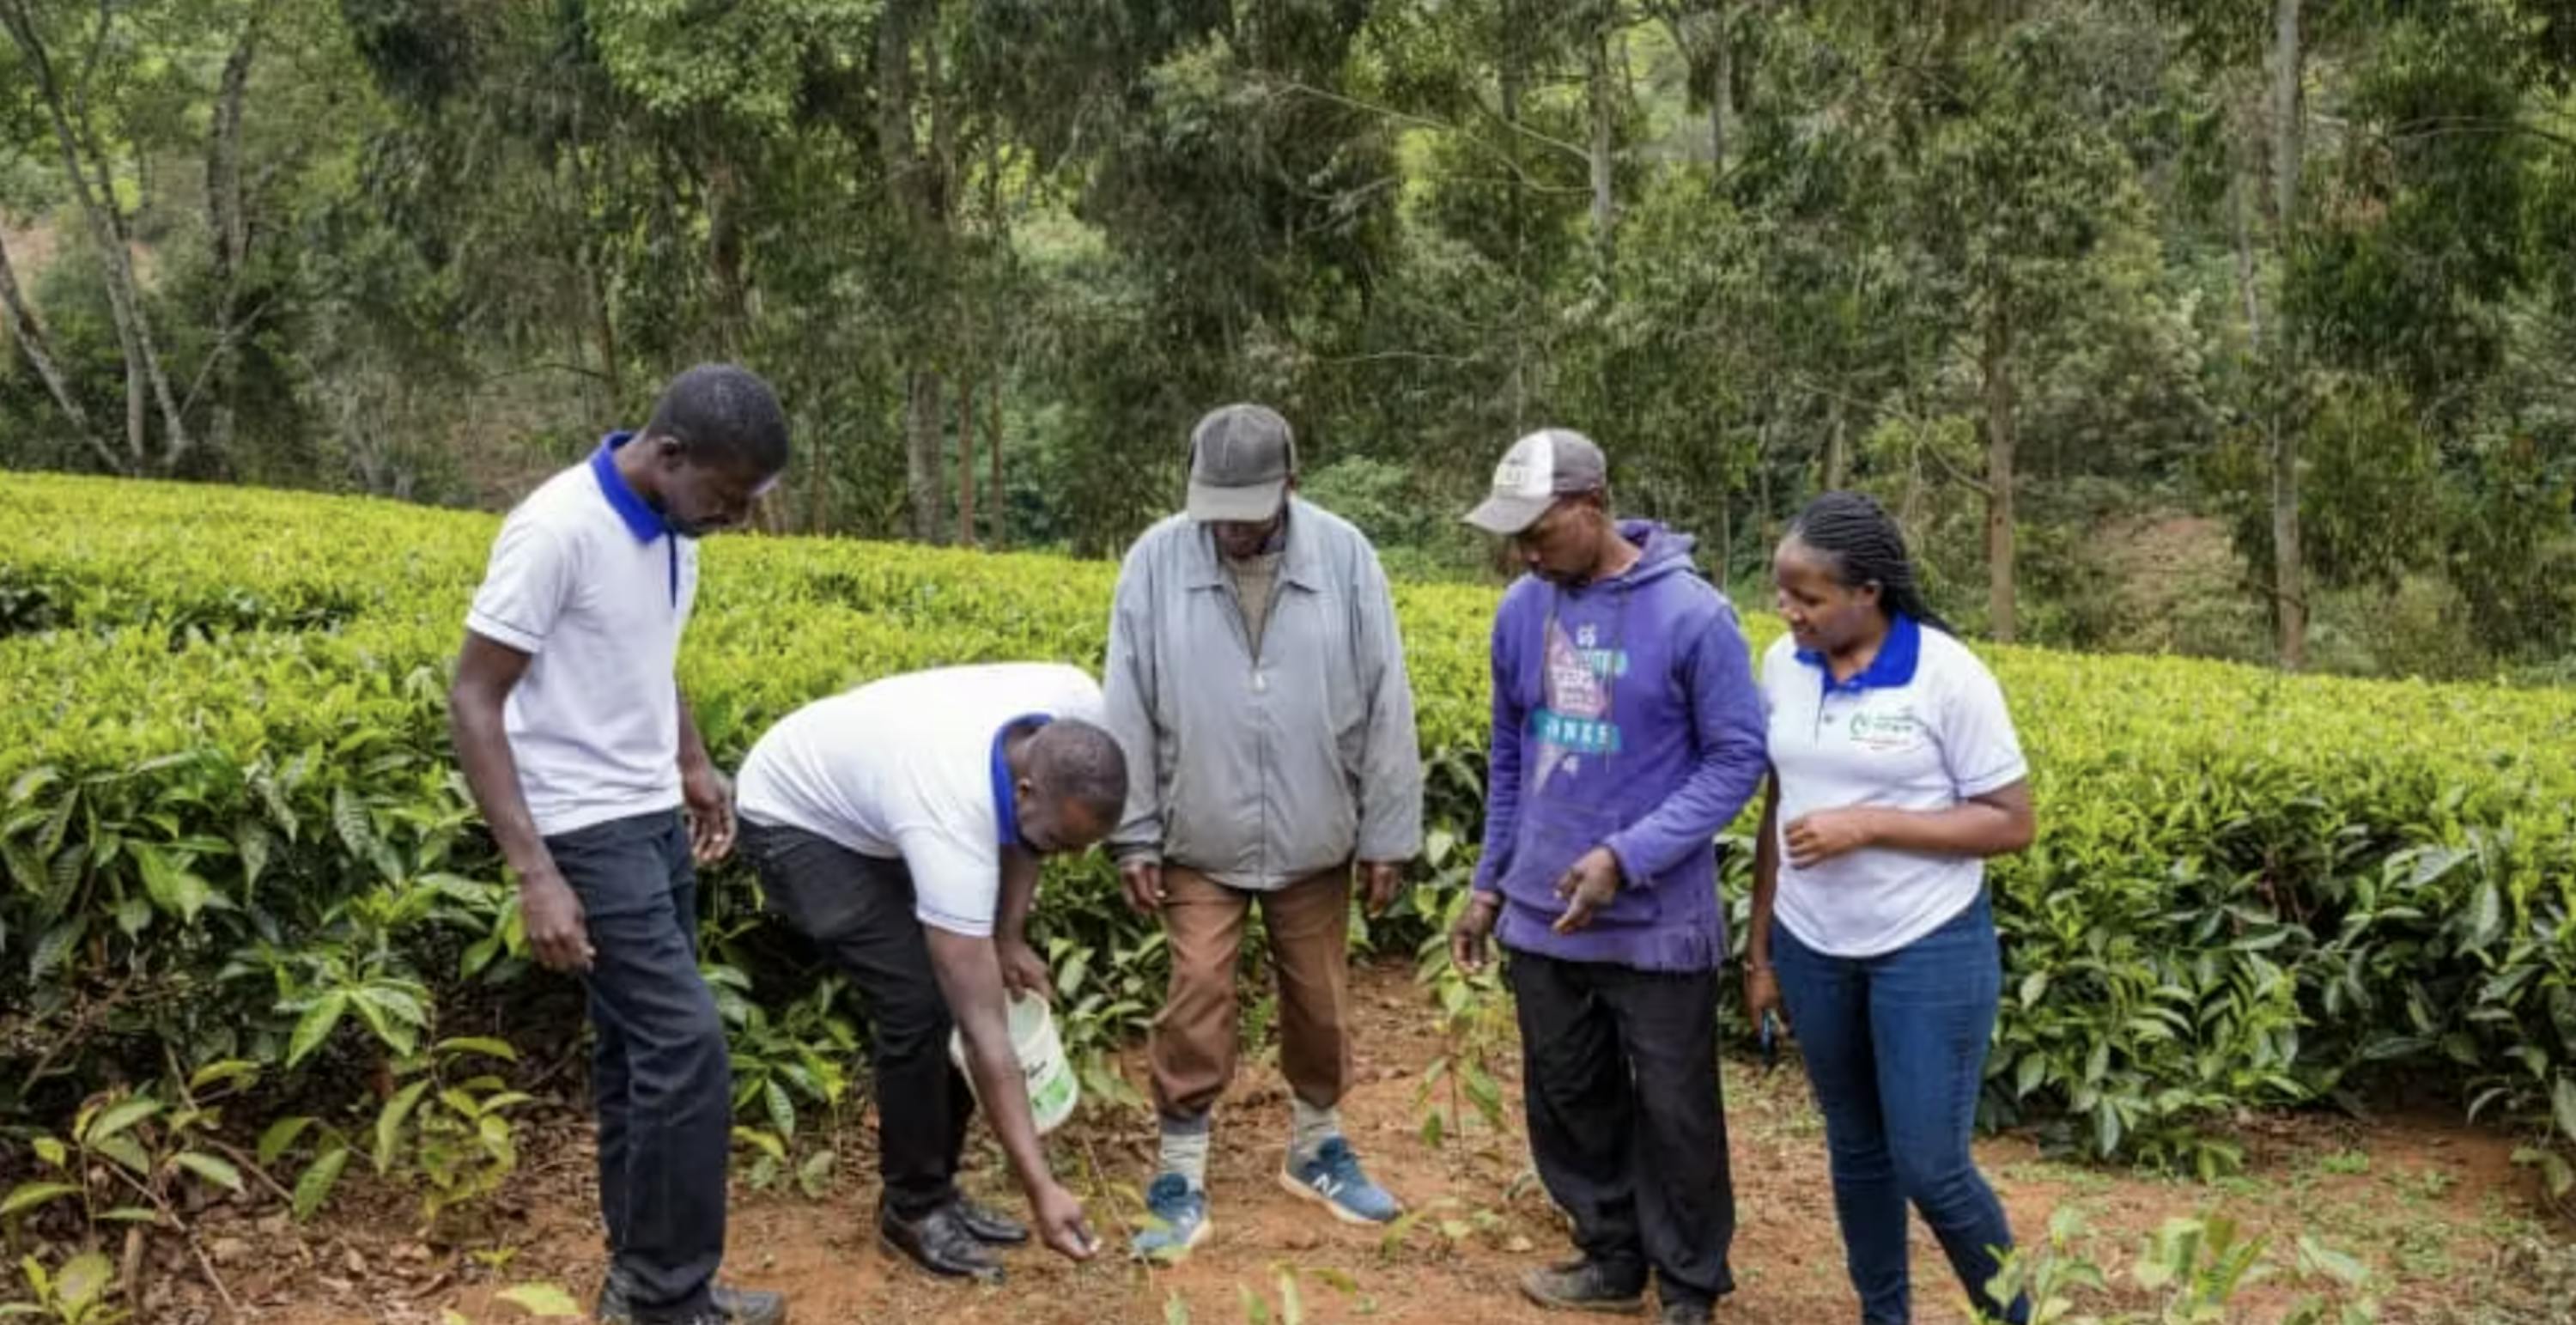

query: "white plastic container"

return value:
[949, 993, 1079, 1135]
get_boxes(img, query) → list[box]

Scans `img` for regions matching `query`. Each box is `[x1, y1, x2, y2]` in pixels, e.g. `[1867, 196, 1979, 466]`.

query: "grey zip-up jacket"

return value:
[1103, 500, 1424, 890]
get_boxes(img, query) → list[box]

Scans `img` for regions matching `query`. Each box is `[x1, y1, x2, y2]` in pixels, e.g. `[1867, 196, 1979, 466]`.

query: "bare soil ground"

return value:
[111, 961, 2570, 1324]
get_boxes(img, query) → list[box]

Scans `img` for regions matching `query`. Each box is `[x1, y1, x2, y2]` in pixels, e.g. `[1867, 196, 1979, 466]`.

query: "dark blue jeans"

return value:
[1771, 893, 2026, 1325]
[548, 811, 731, 1322]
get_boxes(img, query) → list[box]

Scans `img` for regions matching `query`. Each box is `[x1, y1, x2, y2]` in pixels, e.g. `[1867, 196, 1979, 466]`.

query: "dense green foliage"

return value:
[3, 475, 2573, 1219]
[4, 1, 2573, 677]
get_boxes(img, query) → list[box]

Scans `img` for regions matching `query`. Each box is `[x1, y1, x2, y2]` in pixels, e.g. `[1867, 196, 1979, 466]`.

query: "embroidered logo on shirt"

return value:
[1845, 707, 1928, 754]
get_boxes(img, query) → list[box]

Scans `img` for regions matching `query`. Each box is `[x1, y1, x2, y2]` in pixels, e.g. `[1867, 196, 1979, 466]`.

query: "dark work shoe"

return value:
[1519, 1259, 1649, 1315]
[1657, 1296, 1713, 1324]
[951, 1194, 1030, 1246]
[595, 1268, 788, 1325]
[659, 1301, 787, 1325]
[879, 1203, 1005, 1285]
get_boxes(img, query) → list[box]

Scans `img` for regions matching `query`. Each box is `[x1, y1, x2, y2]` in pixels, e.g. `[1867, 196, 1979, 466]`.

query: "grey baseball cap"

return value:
[1464, 428, 1609, 534]
[1186, 404, 1297, 523]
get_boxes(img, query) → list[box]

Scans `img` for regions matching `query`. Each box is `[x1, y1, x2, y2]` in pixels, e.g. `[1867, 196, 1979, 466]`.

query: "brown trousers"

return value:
[1148, 864, 1355, 1121]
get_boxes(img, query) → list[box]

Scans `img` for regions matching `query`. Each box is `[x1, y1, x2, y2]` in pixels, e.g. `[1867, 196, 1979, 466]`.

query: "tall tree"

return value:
[1902, 7, 2131, 641]
[0, 0, 194, 471]
[0, 225, 101, 460]
[201, 9, 257, 463]
[2268, 0, 2306, 668]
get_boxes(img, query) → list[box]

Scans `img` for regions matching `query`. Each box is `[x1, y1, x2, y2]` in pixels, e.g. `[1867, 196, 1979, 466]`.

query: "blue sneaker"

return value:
[1279, 1136, 1401, 1225]
[1129, 1172, 1212, 1263]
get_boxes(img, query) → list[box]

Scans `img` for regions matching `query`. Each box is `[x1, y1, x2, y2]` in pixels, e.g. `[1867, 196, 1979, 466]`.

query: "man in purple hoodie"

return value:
[1449, 428, 1768, 1325]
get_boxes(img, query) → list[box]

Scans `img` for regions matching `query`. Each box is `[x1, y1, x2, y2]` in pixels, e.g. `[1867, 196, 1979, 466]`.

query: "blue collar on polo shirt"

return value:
[590, 431, 682, 605]
[590, 432, 671, 542]
[989, 714, 1055, 848]
[1795, 612, 1922, 696]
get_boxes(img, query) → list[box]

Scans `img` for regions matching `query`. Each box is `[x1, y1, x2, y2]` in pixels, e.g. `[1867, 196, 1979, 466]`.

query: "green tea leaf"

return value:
[188, 1059, 260, 1093]
[171, 1152, 245, 1194]
[258, 1116, 314, 1167]
[0, 1182, 80, 1220]
[332, 786, 375, 860]
[90, 1135, 151, 1176]
[496, 1284, 584, 1317]
[437, 1037, 519, 1064]
[53, 1253, 112, 1308]
[82, 1097, 163, 1146]
[765, 1079, 796, 1141]
[796, 1149, 836, 1199]
[293, 1147, 350, 1222]
[375, 1080, 430, 1175]
[234, 824, 270, 888]
[288, 992, 349, 1067]
[30, 917, 85, 979]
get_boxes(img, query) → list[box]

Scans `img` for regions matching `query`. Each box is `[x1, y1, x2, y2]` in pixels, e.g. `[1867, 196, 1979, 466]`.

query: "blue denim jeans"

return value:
[1770, 893, 2027, 1325]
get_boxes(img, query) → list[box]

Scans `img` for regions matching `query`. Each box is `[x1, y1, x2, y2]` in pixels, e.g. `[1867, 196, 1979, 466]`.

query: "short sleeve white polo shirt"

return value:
[465, 433, 700, 837]
[1762, 616, 2028, 958]
[735, 663, 1109, 938]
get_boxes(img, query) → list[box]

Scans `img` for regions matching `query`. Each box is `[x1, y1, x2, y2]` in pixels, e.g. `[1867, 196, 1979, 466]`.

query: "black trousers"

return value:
[1506, 948, 1738, 1308]
[548, 811, 731, 1322]
[741, 821, 976, 1221]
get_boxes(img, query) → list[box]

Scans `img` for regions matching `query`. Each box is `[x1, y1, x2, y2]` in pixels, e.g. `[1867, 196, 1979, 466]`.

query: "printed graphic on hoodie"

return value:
[1532, 617, 1628, 789]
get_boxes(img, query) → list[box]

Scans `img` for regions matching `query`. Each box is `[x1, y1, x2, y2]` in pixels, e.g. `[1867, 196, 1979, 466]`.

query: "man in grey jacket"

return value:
[1105, 403, 1424, 1261]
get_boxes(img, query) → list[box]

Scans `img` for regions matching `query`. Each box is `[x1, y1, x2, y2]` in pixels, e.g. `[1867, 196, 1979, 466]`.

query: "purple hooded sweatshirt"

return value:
[1471, 520, 1768, 971]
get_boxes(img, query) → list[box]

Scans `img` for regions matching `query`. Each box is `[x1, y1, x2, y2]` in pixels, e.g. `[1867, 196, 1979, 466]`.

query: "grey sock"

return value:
[1289, 1096, 1341, 1164]
[1158, 1115, 1212, 1190]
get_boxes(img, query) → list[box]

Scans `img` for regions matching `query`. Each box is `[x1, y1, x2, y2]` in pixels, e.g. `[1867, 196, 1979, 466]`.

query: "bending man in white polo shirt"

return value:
[450, 365, 789, 1325]
[734, 662, 1122, 1285]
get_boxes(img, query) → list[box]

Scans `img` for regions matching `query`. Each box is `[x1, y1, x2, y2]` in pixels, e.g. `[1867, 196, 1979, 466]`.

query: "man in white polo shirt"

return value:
[734, 662, 1126, 1285]
[449, 364, 788, 1325]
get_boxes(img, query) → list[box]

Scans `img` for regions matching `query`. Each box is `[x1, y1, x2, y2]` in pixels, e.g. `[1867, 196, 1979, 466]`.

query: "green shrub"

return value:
[1, 473, 2572, 1212]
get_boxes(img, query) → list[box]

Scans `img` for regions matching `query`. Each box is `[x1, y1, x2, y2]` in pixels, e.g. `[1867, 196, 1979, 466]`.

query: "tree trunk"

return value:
[805, 428, 830, 534]
[0, 227, 110, 465]
[1586, 16, 1619, 270]
[2268, 0, 2306, 669]
[1983, 301, 2018, 644]
[987, 376, 1005, 549]
[1824, 393, 1849, 490]
[874, 0, 956, 544]
[587, 253, 622, 422]
[2270, 0, 2303, 237]
[1, 0, 192, 471]
[1710, 1, 1735, 176]
[2230, 140, 2263, 354]
[1716, 489, 1733, 587]
[565, 99, 623, 426]
[956, 375, 978, 548]
[1502, 42, 1528, 430]
[204, 18, 256, 466]
[705, 152, 749, 356]
[2269, 394, 2303, 668]
[906, 370, 945, 544]
[1755, 421, 1771, 536]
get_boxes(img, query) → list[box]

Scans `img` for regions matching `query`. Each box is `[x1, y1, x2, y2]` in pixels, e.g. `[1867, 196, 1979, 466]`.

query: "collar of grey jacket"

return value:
[1186, 497, 1326, 593]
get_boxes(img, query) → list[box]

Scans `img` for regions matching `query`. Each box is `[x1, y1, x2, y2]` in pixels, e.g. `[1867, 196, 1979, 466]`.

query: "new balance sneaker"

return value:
[1128, 1172, 1212, 1263]
[1278, 1136, 1401, 1225]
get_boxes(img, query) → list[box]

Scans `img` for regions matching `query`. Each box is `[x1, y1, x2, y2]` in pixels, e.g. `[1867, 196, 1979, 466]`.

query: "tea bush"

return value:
[2, 473, 2572, 1208]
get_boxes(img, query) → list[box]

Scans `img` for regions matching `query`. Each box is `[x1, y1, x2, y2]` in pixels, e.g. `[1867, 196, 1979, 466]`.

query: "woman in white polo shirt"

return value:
[1744, 492, 2036, 1325]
